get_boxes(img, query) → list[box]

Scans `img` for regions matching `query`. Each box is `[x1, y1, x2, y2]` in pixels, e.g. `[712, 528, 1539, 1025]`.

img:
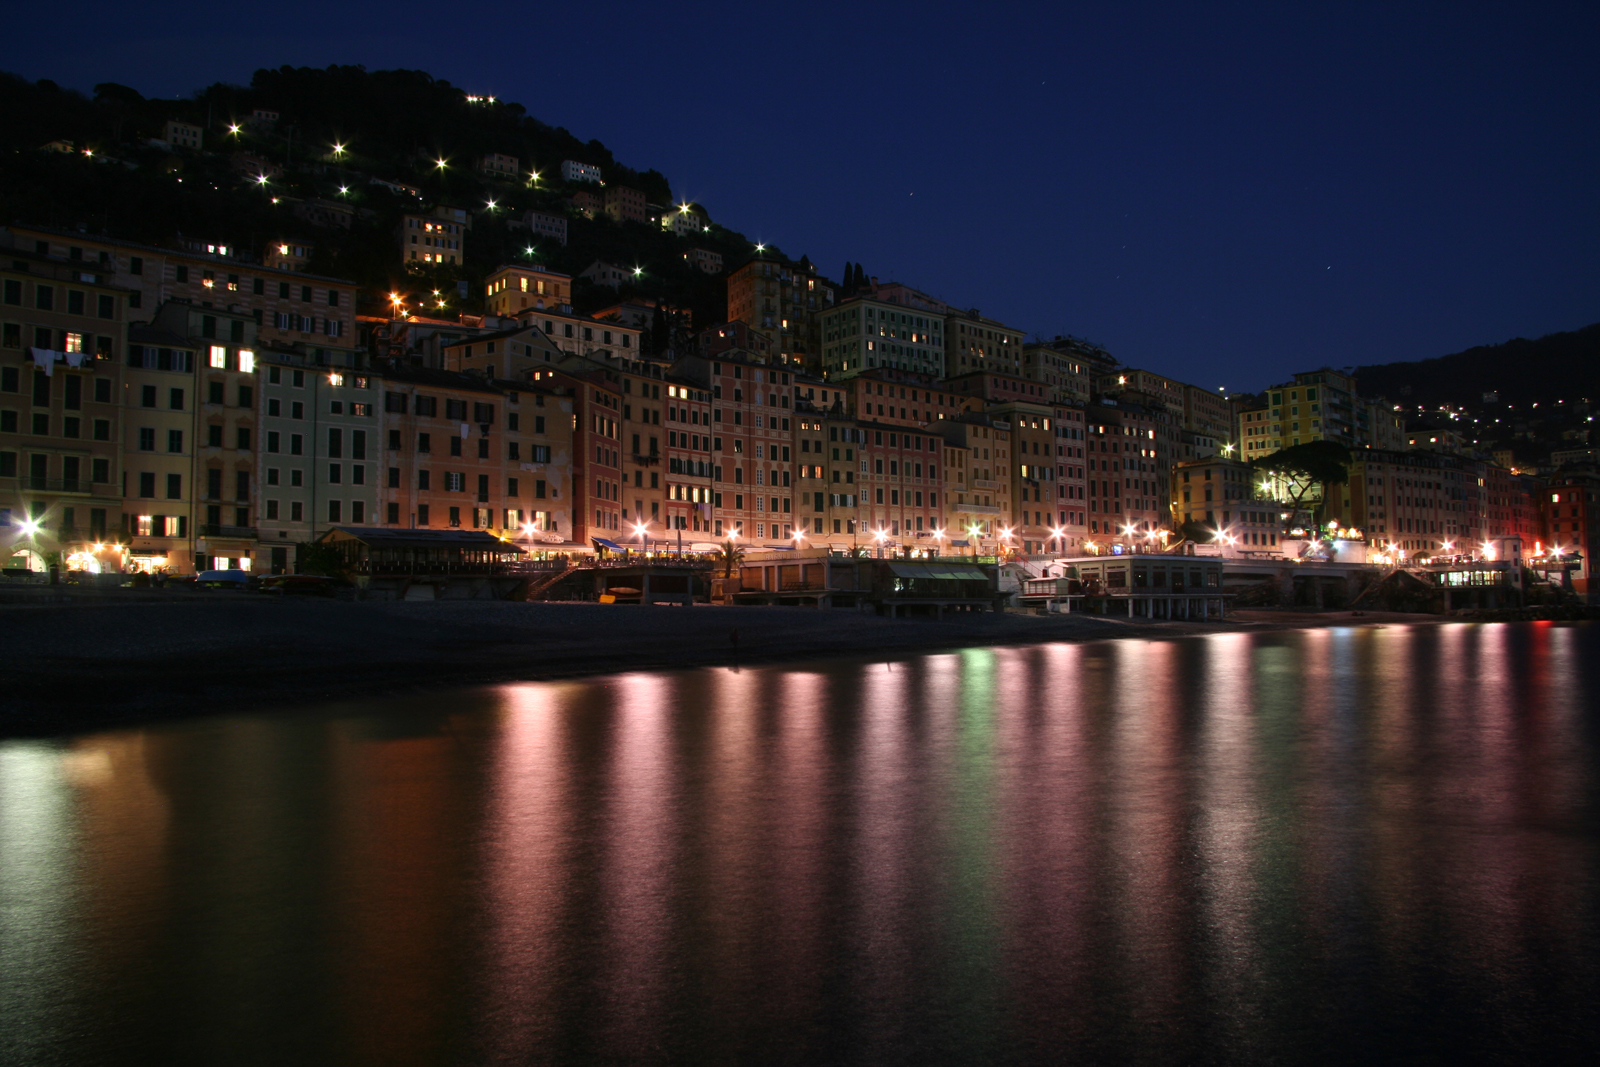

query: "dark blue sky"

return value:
[5, 1, 1597, 390]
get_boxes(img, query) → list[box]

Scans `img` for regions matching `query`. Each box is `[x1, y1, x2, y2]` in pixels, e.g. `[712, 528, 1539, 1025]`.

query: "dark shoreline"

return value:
[1, 596, 1462, 739]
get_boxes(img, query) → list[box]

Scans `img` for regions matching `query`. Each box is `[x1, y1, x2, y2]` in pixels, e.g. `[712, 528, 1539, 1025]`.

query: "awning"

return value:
[592, 537, 625, 551]
[943, 568, 990, 581]
[950, 539, 970, 547]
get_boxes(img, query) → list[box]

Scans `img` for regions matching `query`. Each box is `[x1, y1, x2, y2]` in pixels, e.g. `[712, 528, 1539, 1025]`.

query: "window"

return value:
[238, 349, 255, 373]
[168, 429, 183, 453]
[139, 472, 155, 498]
[138, 427, 155, 451]
[166, 473, 182, 499]
[209, 346, 227, 369]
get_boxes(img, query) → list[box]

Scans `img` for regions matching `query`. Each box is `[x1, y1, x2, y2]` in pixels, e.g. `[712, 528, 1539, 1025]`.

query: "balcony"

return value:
[12, 477, 118, 498]
[970, 478, 999, 490]
[199, 524, 259, 540]
[953, 503, 1001, 515]
[632, 452, 661, 466]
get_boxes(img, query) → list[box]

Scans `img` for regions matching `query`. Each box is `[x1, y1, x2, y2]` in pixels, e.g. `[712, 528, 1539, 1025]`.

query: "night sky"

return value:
[4, 1, 1597, 391]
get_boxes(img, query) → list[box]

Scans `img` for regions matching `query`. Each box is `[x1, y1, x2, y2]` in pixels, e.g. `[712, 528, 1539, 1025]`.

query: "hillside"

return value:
[0, 66, 787, 331]
[1352, 323, 1600, 409]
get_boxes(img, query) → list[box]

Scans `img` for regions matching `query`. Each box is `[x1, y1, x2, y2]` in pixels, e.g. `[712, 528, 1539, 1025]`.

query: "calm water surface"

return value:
[3, 622, 1599, 1065]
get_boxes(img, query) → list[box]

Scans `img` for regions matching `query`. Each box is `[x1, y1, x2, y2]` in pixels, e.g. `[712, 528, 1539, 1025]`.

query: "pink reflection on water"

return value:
[477, 682, 575, 1059]
[1104, 639, 1193, 1047]
[594, 672, 681, 1061]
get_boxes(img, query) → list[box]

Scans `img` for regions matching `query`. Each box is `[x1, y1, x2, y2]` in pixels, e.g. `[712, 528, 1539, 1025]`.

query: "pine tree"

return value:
[842, 261, 855, 295]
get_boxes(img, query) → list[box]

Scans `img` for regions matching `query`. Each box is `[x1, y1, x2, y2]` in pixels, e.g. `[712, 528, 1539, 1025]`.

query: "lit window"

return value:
[238, 349, 255, 373]
[209, 346, 227, 369]
[64, 332, 84, 353]
[136, 515, 153, 536]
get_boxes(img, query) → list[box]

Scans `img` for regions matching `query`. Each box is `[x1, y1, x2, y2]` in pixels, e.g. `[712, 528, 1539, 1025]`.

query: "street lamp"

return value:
[1049, 525, 1065, 555]
[873, 527, 888, 558]
[633, 521, 649, 556]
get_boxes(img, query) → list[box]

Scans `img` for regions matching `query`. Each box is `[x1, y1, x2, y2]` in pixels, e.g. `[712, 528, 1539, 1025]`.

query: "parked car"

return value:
[196, 569, 256, 590]
[258, 574, 343, 597]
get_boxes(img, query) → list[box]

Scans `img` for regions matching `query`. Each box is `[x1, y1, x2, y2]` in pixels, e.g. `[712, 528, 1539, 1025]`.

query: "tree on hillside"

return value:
[1252, 441, 1351, 525]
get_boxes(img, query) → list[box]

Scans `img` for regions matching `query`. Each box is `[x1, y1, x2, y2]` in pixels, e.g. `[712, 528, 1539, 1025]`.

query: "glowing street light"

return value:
[434, 158, 448, 169]
[527, 170, 540, 185]
[338, 185, 349, 195]
[632, 266, 643, 278]
[485, 198, 498, 210]
[254, 174, 270, 186]
[19, 518, 40, 536]
[227, 123, 241, 136]
[754, 243, 766, 253]
[331, 142, 345, 156]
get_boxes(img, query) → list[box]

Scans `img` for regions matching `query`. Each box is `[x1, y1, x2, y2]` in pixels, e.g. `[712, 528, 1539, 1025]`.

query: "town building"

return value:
[569, 190, 601, 218]
[164, 121, 202, 150]
[483, 264, 572, 317]
[378, 367, 571, 542]
[478, 153, 520, 179]
[580, 261, 631, 289]
[662, 205, 710, 237]
[1320, 449, 1480, 557]
[1082, 398, 1176, 548]
[603, 186, 649, 225]
[941, 414, 1013, 553]
[401, 213, 463, 265]
[724, 256, 835, 369]
[1021, 341, 1093, 405]
[984, 399, 1060, 554]
[255, 355, 381, 572]
[945, 310, 1024, 377]
[1172, 457, 1280, 553]
[517, 210, 568, 246]
[1240, 368, 1373, 461]
[291, 199, 355, 230]
[147, 302, 260, 571]
[266, 242, 313, 272]
[943, 369, 1056, 407]
[842, 368, 978, 428]
[0, 248, 128, 571]
[1540, 473, 1598, 598]
[662, 372, 715, 537]
[7, 225, 360, 358]
[685, 248, 723, 274]
[1051, 404, 1090, 548]
[818, 296, 945, 380]
[561, 160, 602, 184]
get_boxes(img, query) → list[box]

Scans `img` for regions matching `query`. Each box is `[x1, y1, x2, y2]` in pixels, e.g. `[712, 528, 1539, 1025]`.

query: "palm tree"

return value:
[715, 538, 744, 580]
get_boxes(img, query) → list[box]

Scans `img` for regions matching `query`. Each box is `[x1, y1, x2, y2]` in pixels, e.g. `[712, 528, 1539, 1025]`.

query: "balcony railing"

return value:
[199, 524, 258, 540]
[632, 452, 661, 466]
[11, 477, 118, 497]
[953, 503, 1001, 514]
[970, 478, 999, 490]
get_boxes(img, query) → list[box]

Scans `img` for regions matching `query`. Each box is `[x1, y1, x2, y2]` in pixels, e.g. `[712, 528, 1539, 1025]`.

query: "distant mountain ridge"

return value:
[1352, 323, 1600, 409]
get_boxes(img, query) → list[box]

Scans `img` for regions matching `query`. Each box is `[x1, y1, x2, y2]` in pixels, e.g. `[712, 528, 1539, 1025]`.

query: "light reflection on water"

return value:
[1, 622, 1598, 1065]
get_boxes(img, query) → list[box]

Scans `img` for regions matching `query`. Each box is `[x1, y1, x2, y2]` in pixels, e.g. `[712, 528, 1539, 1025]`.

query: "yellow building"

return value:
[0, 247, 128, 571]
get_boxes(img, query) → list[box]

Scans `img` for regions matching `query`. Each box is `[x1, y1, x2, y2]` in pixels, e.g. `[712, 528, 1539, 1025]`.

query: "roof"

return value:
[128, 325, 193, 347]
[318, 527, 523, 551]
[8, 223, 358, 287]
[886, 562, 990, 581]
[379, 365, 506, 395]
